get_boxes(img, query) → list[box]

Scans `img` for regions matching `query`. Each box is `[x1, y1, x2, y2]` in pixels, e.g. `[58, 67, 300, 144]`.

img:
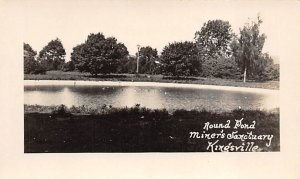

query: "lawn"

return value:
[24, 71, 279, 90]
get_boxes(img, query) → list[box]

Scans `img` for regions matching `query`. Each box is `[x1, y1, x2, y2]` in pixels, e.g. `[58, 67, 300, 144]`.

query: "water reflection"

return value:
[25, 86, 75, 106]
[24, 85, 279, 111]
[115, 87, 164, 108]
[24, 85, 65, 92]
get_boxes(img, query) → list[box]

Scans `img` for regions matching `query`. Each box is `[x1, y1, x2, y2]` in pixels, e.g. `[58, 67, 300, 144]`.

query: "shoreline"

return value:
[24, 104, 280, 114]
[24, 80, 279, 94]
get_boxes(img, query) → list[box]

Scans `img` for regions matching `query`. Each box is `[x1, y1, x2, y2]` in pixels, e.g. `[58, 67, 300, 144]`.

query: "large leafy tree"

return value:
[252, 53, 279, 81]
[231, 16, 266, 82]
[161, 41, 201, 77]
[138, 46, 159, 74]
[38, 38, 66, 71]
[195, 20, 233, 59]
[24, 43, 37, 74]
[116, 55, 137, 74]
[24, 43, 45, 74]
[71, 33, 128, 76]
[201, 55, 241, 79]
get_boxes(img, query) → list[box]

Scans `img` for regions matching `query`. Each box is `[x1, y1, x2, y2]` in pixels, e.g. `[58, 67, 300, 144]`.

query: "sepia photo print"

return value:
[23, 1, 280, 153]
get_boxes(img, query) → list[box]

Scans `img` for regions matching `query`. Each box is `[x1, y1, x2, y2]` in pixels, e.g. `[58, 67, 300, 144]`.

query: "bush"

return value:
[201, 56, 242, 79]
[62, 61, 75, 72]
[249, 54, 280, 82]
[24, 43, 46, 74]
[51, 104, 69, 116]
[161, 41, 201, 77]
[71, 33, 128, 76]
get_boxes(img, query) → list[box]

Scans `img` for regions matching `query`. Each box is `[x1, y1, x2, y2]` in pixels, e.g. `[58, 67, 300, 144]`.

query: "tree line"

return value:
[24, 16, 279, 82]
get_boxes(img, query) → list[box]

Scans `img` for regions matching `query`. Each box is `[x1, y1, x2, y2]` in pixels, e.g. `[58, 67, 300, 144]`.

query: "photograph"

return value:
[2, 0, 300, 178]
[23, 0, 280, 153]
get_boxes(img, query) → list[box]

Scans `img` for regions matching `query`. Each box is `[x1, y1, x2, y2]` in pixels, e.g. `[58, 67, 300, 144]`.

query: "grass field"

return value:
[24, 105, 280, 152]
[24, 71, 279, 90]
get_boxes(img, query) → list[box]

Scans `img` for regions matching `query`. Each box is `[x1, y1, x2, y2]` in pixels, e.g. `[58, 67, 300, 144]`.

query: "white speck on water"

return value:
[169, 136, 175, 139]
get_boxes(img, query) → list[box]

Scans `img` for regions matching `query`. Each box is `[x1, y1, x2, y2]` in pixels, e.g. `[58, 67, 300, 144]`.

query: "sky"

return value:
[22, 0, 298, 63]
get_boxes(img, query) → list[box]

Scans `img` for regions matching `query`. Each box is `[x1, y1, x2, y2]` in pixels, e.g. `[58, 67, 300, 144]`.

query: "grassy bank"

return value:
[24, 71, 279, 90]
[25, 105, 280, 152]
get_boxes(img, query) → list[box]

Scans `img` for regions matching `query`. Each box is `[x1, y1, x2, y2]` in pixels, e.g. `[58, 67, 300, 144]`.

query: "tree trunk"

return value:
[243, 67, 247, 83]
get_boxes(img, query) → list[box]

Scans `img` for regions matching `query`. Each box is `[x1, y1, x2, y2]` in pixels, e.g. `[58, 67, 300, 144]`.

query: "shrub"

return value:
[201, 56, 242, 79]
[52, 104, 69, 116]
[161, 41, 201, 77]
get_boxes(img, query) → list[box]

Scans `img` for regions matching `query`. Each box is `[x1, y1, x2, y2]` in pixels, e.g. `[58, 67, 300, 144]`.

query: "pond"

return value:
[24, 83, 279, 111]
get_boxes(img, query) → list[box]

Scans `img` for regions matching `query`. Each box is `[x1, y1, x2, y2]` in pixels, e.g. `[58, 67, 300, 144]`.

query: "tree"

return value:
[38, 38, 66, 71]
[138, 46, 159, 74]
[24, 43, 45, 74]
[62, 61, 75, 72]
[116, 55, 137, 74]
[252, 53, 279, 81]
[195, 20, 233, 59]
[71, 33, 129, 76]
[161, 41, 201, 77]
[201, 55, 241, 79]
[24, 43, 37, 74]
[231, 16, 266, 82]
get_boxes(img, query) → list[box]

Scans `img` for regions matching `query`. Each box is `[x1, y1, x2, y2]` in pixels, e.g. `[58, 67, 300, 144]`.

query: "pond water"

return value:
[24, 84, 279, 111]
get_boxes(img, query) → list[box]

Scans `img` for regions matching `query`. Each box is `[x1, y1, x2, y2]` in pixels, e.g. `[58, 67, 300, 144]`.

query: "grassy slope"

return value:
[24, 71, 279, 90]
[24, 106, 280, 153]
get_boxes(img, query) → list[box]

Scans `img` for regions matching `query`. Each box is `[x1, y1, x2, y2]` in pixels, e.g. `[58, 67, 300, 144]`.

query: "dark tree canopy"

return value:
[71, 33, 129, 76]
[231, 16, 266, 82]
[62, 61, 75, 72]
[161, 41, 201, 77]
[252, 53, 279, 81]
[24, 43, 46, 74]
[139, 46, 158, 60]
[201, 55, 241, 79]
[24, 43, 37, 74]
[38, 38, 66, 71]
[24, 43, 37, 58]
[138, 46, 159, 74]
[117, 55, 137, 74]
[195, 20, 233, 59]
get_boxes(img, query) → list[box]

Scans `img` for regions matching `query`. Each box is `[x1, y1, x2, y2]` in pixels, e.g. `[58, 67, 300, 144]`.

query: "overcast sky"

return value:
[23, 0, 297, 63]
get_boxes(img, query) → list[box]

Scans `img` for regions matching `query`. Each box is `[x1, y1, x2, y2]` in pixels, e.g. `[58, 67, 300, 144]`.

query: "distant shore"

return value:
[24, 71, 279, 90]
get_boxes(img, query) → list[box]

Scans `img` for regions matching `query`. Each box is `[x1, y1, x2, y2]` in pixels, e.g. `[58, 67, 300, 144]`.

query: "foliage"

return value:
[24, 43, 37, 74]
[138, 46, 160, 74]
[231, 16, 266, 82]
[24, 43, 46, 74]
[115, 46, 162, 75]
[116, 56, 137, 74]
[161, 41, 201, 77]
[51, 104, 69, 116]
[71, 33, 129, 76]
[195, 20, 233, 59]
[38, 38, 66, 71]
[62, 61, 75, 72]
[201, 55, 242, 79]
[251, 53, 280, 81]
[24, 17, 279, 82]
[272, 64, 280, 80]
